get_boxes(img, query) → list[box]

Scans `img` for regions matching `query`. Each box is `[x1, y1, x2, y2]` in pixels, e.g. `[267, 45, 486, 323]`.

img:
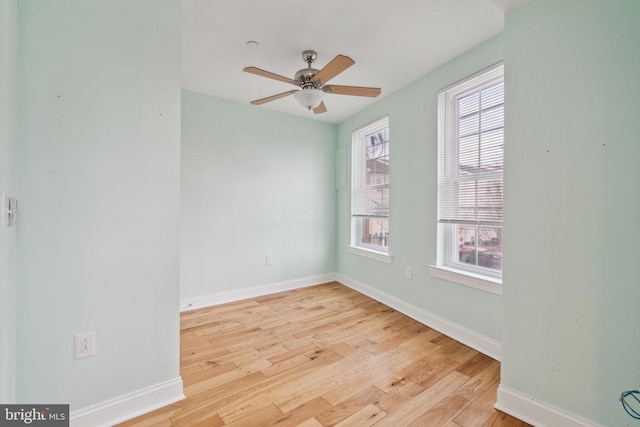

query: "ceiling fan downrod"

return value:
[295, 50, 322, 89]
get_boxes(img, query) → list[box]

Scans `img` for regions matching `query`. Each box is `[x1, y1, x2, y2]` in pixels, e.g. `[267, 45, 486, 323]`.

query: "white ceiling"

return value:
[182, 0, 532, 124]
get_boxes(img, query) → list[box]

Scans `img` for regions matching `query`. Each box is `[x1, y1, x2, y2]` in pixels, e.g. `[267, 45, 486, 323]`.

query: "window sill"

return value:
[427, 265, 502, 295]
[347, 246, 393, 264]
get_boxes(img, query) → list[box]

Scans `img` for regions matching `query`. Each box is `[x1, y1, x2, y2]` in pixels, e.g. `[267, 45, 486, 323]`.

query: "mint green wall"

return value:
[0, 0, 17, 404]
[502, 1, 640, 425]
[181, 90, 336, 299]
[8, 1, 638, 424]
[336, 35, 504, 343]
[16, 0, 181, 409]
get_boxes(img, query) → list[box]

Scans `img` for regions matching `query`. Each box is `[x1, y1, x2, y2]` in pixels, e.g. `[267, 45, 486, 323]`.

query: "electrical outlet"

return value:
[405, 266, 412, 279]
[265, 255, 272, 266]
[75, 331, 95, 359]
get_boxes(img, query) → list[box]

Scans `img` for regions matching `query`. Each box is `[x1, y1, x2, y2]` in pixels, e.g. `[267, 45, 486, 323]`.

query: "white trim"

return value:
[347, 245, 393, 264]
[70, 377, 184, 427]
[180, 273, 337, 312]
[439, 61, 504, 98]
[351, 114, 390, 134]
[496, 385, 598, 427]
[428, 265, 502, 295]
[335, 273, 500, 360]
[335, 146, 347, 190]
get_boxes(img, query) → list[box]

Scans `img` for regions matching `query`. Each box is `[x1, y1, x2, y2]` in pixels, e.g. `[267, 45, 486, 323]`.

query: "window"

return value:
[434, 63, 504, 288]
[350, 116, 390, 261]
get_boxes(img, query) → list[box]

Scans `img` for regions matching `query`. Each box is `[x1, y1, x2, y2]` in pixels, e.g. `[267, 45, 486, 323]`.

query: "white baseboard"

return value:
[335, 273, 501, 361]
[70, 377, 184, 427]
[495, 385, 597, 427]
[180, 273, 338, 312]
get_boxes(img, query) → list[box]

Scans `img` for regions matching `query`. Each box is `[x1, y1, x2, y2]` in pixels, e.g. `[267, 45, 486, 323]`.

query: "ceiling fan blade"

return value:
[324, 85, 381, 97]
[250, 90, 297, 105]
[244, 67, 297, 85]
[312, 55, 355, 85]
[313, 101, 327, 114]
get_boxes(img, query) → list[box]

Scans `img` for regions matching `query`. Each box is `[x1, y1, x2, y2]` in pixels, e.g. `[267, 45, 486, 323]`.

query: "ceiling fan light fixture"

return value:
[294, 88, 325, 110]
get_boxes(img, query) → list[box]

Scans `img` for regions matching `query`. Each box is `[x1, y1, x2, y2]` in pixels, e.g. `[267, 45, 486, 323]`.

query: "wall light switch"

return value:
[2, 194, 17, 227]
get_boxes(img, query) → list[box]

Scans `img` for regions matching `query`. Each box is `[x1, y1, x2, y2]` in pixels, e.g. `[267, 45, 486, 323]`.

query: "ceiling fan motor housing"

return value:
[294, 68, 321, 88]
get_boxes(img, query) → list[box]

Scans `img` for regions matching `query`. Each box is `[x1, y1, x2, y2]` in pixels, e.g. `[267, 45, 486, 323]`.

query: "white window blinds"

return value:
[438, 64, 504, 227]
[352, 117, 390, 218]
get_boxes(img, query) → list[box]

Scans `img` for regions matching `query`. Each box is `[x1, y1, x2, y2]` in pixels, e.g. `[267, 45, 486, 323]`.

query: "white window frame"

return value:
[349, 116, 392, 263]
[430, 63, 504, 293]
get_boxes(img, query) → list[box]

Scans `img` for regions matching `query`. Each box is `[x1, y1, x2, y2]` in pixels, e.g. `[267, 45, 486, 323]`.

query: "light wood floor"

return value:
[118, 282, 530, 427]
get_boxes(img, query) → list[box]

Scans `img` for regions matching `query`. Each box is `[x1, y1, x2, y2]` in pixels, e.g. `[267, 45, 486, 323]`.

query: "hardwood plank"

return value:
[275, 324, 421, 411]
[172, 411, 225, 427]
[170, 371, 268, 424]
[261, 353, 311, 377]
[431, 334, 479, 362]
[258, 396, 333, 427]
[180, 361, 237, 388]
[182, 366, 265, 397]
[408, 394, 469, 426]
[454, 362, 501, 402]
[296, 418, 325, 427]
[453, 377, 502, 427]
[320, 348, 420, 406]
[216, 351, 345, 422]
[456, 353, 496, 377]
[371, 371, 470, 426]
[271, 350, 377, 413]
[406, 355, 462, 388]
[373, 377, 425, 413]
[265, 342, 318, 364]
[316, 385, 386, 426]
[483, 411, 532, 427]
[456, 378, 531, 427]
[334, 403, 388, 427]
[116, 282, 531, 427]
[217, 403, 282, 427]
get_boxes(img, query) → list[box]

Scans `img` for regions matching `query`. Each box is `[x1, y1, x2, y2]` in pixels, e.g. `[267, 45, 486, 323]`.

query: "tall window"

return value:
[351, 116, 390, 255]
[438, 64, 504, 280]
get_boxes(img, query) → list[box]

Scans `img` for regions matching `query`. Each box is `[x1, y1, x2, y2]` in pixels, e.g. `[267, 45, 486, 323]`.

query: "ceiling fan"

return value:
[244, 50, 381, 114]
